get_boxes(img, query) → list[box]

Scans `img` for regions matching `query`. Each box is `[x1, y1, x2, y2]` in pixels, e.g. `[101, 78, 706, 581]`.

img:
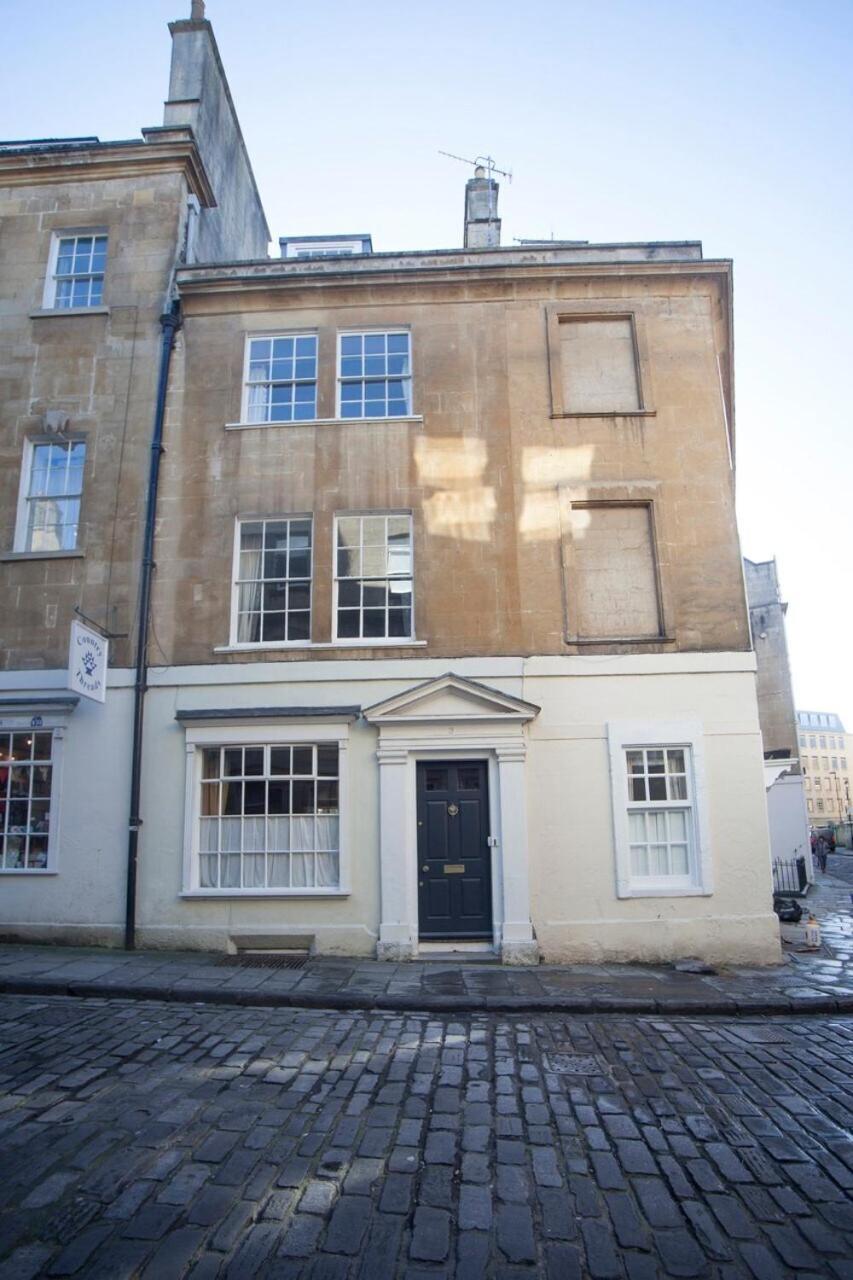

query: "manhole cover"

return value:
[545, 1053, 608, 1075]
[217, 953, 307, 970]
[729, 1026, 788, 1044]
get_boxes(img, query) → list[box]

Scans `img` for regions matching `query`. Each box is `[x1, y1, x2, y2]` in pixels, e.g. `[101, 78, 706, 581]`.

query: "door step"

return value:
[417, 941, 499, 964]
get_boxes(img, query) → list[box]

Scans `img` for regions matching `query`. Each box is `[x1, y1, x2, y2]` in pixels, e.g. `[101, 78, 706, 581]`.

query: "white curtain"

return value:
[237, 543, 263, 642]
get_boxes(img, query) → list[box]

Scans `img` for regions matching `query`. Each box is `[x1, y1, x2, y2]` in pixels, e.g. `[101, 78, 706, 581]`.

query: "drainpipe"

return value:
[124, 301, 181, 950]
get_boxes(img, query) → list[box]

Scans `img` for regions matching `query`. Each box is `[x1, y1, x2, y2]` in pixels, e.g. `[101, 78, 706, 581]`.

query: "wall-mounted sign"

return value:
[68, 620, 107, 704]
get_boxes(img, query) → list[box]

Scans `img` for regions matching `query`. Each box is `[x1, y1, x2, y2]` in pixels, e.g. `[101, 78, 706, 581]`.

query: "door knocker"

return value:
[447, 803, 459, 817]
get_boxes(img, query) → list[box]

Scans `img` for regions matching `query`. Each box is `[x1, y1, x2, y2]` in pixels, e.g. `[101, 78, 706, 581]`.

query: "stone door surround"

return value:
[364, 673, 540, 964]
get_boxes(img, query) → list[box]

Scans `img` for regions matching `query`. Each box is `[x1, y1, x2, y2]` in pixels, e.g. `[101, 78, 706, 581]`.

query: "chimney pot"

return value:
[464, 171, 501, 249]
[190, 0, 205, 19]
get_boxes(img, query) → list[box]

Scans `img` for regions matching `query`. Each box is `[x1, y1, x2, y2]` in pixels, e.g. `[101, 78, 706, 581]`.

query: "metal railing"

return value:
[772, 856, 808, 896]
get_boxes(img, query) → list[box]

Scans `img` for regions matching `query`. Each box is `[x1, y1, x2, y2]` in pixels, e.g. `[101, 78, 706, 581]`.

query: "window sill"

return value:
[30, 306, 110, 319]
[0, 869, 58, 876]
[214, 640, 427, 653]
[566, 635, 675, 646]
[181, 889, 350, 899]
[618, 885, 712, 898]
[551, 409, 656, 419]
[1, 549, 85, 562]
[225, 415, 423, 431]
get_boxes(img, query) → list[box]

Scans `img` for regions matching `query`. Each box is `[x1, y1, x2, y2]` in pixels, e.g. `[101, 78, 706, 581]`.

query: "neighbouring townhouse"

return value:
[743, 557, 810, 885]
[0, 5, 781, 966]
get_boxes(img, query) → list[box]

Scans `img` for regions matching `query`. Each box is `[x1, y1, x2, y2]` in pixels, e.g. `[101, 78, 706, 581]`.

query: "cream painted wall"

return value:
[524, 669, 779, 963]
[0, 684, 132, 945]
[0, 654, 780, 964]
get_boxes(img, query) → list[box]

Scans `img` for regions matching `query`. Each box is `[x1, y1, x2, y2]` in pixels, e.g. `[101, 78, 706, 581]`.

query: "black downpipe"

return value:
[124, 302, 181, 950]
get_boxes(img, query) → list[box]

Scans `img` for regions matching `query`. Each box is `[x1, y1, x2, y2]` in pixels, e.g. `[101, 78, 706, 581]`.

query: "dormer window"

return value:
[279, 235, 372, 260]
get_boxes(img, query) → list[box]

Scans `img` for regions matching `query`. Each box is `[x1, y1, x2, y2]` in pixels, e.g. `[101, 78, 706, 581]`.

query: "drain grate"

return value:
[217, 952, 308, 970]
[545, 1052, 608, 1075]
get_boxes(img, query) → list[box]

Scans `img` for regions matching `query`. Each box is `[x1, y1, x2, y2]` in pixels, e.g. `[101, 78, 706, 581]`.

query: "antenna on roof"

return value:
[438, 151, 512, 185]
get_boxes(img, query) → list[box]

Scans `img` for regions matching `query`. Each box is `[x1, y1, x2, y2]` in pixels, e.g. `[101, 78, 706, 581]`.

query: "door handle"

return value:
[422, 865, 429, 872]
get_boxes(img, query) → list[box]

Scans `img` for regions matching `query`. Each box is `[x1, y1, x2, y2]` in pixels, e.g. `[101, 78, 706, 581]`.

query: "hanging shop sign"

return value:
[68, 620, 108, 704]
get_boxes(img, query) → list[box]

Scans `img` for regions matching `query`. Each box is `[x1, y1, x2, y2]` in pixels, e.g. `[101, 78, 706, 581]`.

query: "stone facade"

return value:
[0, 7, 780, 965]
[744, 557, 799, 760]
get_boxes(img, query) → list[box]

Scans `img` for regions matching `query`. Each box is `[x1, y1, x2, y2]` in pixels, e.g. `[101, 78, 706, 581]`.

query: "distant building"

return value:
[797, 711, 852, 826]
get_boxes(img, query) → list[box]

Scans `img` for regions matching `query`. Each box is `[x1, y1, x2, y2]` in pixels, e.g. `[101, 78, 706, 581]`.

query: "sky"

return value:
[4, 0, 852, 725]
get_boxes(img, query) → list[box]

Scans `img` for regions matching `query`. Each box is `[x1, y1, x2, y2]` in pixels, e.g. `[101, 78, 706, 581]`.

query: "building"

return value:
[0, 5, 780, 966]
[744, 558, 800, 761]
[797, 710, 852, 829]
[744, 558, 810, 876]
[0, 7, 267, 939]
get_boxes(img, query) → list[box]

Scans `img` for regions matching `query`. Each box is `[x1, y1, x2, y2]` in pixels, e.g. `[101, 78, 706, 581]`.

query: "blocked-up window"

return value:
[568, 503, 661, 639]
[559, 316, 641, 413]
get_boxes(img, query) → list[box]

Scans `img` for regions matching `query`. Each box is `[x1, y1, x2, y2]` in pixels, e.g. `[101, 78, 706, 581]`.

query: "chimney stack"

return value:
[464, 165, 500, 249]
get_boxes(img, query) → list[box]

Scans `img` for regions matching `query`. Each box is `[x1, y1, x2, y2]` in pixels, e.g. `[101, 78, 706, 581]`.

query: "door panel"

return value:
[417, 760, 492, 939]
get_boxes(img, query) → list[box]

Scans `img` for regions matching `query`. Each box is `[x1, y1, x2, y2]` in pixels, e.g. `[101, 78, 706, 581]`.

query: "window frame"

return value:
[332, 510, 415, 646]
[0, 715, 68, 876]
[182, 721, 350, 897]
[607, 720, 712, 898]
[240, 332, 319, 426]
[42, 229, 108, 310]
[13, 436, 87, 554]
[335, 328, 413, 420]
[228, 515, 314, 649]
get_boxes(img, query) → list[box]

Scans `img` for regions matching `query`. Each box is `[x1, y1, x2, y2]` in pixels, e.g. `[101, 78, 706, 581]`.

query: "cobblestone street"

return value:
[1, 998, 852, 1278]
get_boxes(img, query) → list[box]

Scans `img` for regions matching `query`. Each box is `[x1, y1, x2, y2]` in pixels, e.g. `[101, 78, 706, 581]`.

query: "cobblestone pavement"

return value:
[1, 997, 853, 1278]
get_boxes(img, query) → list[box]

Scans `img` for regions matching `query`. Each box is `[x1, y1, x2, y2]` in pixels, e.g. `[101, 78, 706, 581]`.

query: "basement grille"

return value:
[217, 952, 308, 970]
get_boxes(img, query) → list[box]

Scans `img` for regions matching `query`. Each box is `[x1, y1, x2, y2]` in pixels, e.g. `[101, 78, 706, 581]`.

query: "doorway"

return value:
[416, 760, 493, 939]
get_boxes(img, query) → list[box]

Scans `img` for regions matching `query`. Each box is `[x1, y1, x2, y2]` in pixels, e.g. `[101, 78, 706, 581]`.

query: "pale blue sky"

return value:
[4, 0, 852, 723]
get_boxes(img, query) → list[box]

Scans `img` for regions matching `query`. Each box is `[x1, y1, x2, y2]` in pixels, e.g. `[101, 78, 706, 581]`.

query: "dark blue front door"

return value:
[417, 761, 493, 939]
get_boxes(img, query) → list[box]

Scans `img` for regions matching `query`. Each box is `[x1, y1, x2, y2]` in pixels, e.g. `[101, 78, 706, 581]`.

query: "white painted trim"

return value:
[213, 641, 428, 654]
[335, 327, 413, 420]
[228, 513, 315, 647]
[180, 891, 350, 900]
[180, 720, 351, 895]
[283, 240, 364, 258]
[364, 672, 540, 723]
[12, 440, 33, 553]
[12, 436, 87, 554]
[41, 228, 108, 310]
[375, 722, 535, 960]
[239, 330, 319, 426]
[332, 511, 416, 645]
[225, 416, 424, 431]
[0, 715, 70, 875]
[607, 719, 713, 898]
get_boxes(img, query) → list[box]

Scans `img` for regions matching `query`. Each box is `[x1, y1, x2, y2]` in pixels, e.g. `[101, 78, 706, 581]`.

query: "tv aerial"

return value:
[438, 150, 513, 185]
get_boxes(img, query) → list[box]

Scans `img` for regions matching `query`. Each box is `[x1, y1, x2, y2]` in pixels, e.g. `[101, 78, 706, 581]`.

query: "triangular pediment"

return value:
[363, 673, 540, 724]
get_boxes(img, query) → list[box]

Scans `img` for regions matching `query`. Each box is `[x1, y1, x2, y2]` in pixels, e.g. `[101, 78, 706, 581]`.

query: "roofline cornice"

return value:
[175, 256, 733, 301]
[0, 137, 216, 207]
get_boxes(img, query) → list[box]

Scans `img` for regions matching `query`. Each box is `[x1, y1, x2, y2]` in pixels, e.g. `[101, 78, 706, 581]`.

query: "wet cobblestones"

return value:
[0, 996, 852, 1276]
